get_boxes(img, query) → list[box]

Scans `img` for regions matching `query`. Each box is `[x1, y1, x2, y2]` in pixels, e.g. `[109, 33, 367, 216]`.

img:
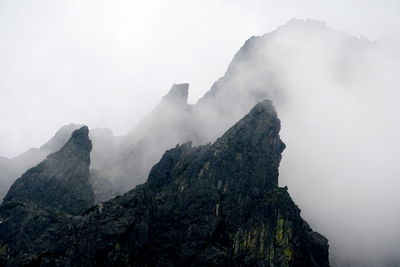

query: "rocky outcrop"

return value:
[0, 124, 119, 203]
[2, 101, 329, 266]
[0, 127, 96, 264]
[162, 83, 189, 104]
[2, 20, 376, 203]
[0, 124, 83, 202]
[3, 126, 94, 215]
[0, 201, 72, 266]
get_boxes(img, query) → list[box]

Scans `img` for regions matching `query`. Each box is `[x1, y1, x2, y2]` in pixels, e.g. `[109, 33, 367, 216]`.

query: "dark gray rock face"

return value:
[0, 124, 118, 203]
[98, 20, 369, 196]
[3, 101, 329, 266]
[0, 127, 96, 264]
[0, 124, 83, 202]
[0, 201, 72, 266]
[3, 126, 94, 215]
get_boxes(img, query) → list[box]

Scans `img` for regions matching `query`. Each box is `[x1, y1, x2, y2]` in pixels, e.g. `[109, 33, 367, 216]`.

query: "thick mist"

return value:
[112, 20, 400, 266]
[226, 22, 400, 266]
[1, 1, 400, 266]
[1, 0, 399, 158]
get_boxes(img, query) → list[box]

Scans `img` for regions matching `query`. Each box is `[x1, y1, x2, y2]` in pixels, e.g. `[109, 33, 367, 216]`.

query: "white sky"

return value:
[1, 0, 399, 157]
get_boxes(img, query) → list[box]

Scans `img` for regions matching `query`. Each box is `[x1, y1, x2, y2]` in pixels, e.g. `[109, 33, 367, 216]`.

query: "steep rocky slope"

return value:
[0, 127, 97, 265]
[0, 124, 83, 202]
[1, 101, 329, 266]
[94, 20, 376, 197]
[112, 83, 196, 191]
[1, 20, 375, 200]
[0, 124, 119, 203]
[3, 126, 94, 215]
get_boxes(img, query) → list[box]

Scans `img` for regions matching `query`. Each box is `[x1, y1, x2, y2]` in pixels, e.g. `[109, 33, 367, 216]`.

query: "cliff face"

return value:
[95, 20, 373, 196]
[3, 126, 94, 215]
[0, 124, 83, 202]
[0, 127, 96, 265]
[3, 101, 328, 266]
[1, 20, 372, 200]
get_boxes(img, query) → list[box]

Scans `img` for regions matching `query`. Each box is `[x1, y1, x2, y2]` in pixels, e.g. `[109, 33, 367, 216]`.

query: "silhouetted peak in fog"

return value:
[0, 100, 329, 266]
[279, 18, 327, 31]
[4, 126, 94, 215]
[40, 123, 83, 152]
[162, 83, 189, 105]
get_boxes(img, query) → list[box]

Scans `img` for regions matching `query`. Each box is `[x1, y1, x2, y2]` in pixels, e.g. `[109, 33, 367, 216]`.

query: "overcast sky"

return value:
[1, 0, 399, 158]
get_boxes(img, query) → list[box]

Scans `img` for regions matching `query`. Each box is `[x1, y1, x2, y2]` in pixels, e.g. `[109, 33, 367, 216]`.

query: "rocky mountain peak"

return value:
[3, 126, 94, 215]
[40, 123, 83, 152]
[55, 125, 92, 162]
[162, 83, 189, 105]
[0, 101, 328, 266]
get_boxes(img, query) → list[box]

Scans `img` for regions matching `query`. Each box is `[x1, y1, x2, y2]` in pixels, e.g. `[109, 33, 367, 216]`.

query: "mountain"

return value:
[0, 100, 329, 266]
[1, 19, 376, 200]
[0, 157, 14, 203]
[3, 126, 94, 215]
[0, 124, 83, 202]
[94, 19, 378, 197]
[1, 18, 397, 266]
[0, 127, 97, 265]
[111, 83, 196, 191]
[0, 124, 119, 203]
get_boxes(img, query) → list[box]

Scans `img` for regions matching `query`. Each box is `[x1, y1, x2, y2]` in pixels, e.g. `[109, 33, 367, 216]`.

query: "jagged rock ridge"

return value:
[1, 100, 329, 266]
[0, 124, 83, 202]
[1, 20, 375, 199]
[3, 126, 94, 215]
[0, 124, 120, 203]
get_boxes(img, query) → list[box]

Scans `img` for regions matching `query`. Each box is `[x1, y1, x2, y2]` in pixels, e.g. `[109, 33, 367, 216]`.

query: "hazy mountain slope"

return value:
[0, 157, 14, 203]
[105, 20, 379, 194]
[194, 19, 376, 142]
[110, 83, 197, 191]
[103, 19, 400, 266]
[1, 18, 397, 265]
[0, 124, 83, 202]
[0, 124, 119, 203]
[4, 126, 94, 215]
[2, 100, 329, 266]
[0, 127, 97, 264]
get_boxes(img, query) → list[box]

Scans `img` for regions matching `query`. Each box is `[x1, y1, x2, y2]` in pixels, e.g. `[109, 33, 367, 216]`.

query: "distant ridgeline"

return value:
[0, 19, 374, 200]
[0, 19, 339, 266]
[0, 100, 329, 266]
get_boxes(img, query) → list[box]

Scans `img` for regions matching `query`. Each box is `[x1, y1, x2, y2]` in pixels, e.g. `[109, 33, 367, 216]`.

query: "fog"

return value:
[264, 24, 400, 266]
[1, 1, 400, 267]
[1, 0, 399, 157]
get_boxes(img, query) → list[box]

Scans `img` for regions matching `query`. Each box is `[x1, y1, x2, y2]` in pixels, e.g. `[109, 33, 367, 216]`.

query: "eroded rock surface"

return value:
[3, 126, 94, 215]
[1, 101, 329, 266]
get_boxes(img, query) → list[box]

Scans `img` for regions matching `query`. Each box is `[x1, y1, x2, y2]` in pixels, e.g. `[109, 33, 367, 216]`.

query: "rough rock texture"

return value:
[2, 20, 375, 202]
[0, 201, 72, 266]
[3, 126, 94, 215]
[0, 127, 99, 264]
[2, 101, 329, 266]
[94, 20, 373, 196]
[0, 124, 119, 203]
[0, 124, 83, 202]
